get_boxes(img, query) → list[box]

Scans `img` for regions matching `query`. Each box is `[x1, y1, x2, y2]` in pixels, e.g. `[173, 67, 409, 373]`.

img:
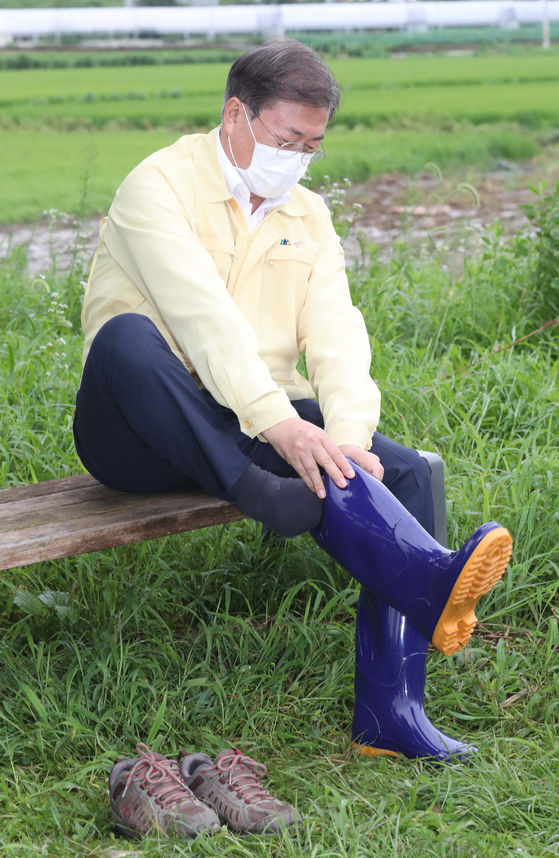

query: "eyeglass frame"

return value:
[244, 103, 326, 164]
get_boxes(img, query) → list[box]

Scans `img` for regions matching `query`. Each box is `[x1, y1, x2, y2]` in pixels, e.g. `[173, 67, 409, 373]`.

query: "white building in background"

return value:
[0, 1, 558, 40]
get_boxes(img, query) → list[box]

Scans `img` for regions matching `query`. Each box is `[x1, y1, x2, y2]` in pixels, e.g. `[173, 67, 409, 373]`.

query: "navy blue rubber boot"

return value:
[352, 588, 477, 761]
[313, 462, 512, 657]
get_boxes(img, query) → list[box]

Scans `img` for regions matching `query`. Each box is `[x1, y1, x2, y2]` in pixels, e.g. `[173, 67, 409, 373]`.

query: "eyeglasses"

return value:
[248, 106, 326, 164]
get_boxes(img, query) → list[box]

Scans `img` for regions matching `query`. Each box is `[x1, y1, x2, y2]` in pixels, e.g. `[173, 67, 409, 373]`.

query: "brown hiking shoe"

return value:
[109, 743, 221, 839]
[178, 748, 301, 835]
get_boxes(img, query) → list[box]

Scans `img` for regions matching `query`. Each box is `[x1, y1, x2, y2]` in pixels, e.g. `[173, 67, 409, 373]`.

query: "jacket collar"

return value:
[192, 126, 308, 218]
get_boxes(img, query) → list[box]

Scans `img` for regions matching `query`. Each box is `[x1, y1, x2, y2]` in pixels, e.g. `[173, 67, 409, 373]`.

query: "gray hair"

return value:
[222, 38, 340, 121]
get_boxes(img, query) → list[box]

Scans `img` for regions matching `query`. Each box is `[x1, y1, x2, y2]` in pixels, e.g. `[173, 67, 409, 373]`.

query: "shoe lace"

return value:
[216, 750, 273, 804]
[122, 743, 194, 810]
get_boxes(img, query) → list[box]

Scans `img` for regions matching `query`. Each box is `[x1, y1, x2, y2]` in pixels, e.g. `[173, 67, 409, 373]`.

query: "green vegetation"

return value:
[5, 79, 559, 130]
[0, 46, 243, 71]
[2, 52, 557, 222]
[1, 176, 558, 856]
[0, 127, 541, 223]
[4, 54, 559, 108]
[299, 24, 559, 58]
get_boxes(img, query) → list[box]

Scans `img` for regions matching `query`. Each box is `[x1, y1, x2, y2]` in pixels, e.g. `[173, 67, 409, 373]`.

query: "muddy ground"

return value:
[1, 159, 558, 277]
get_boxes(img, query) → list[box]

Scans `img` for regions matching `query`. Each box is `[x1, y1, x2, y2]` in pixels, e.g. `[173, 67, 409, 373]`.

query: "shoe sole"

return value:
[113, 816, 217, 840]
[113, 823, 143, 841]
[352, 741, 478, 761]
[352, 743, 402, 759]
[432, 527, 512, 656]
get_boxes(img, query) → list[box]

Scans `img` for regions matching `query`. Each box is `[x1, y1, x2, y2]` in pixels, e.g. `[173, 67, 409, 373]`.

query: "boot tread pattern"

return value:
[432, 528, 513, 656]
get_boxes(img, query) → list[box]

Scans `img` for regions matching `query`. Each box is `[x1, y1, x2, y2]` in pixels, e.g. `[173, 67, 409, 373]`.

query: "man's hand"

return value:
[261, 417, 355, 499]
[338, 445, 384, 481]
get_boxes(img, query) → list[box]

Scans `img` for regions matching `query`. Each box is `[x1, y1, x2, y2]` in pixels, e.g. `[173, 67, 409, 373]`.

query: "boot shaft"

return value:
[314, 462, 509, 647]
[353, 588, 477, 761]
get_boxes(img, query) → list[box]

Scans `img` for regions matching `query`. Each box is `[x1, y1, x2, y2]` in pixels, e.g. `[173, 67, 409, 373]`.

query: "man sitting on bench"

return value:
[74, 37, 512, 838]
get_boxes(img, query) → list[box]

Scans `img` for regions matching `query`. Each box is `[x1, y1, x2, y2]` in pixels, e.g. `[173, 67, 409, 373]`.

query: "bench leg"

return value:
[417, 450, 448, 548]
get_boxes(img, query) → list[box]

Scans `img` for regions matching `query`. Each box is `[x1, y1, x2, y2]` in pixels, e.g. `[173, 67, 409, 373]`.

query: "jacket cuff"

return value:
[238, 389, 299, 439]
[325, 420, 374, 451]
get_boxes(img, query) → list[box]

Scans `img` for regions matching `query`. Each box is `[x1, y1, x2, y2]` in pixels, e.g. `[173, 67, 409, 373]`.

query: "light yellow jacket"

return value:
[82, 126, 381, 449]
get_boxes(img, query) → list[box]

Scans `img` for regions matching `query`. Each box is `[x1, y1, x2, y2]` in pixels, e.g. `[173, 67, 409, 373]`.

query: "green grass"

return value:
[0, 128, 179, 221]
[4, 58, 559, 135]
[0, 126, 541, 223]
[7, 79, 559, 130]
[0, 61, 231, 104]
[339, 79, 559, 129]
[0, 178, 558, 856]
[0, 45, 244, 71]
[1, 54, 557, 223]
[4, 54, 559, 106]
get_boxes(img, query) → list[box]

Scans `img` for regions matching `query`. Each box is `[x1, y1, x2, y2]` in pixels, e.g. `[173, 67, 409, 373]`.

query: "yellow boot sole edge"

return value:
[432, 528, 513, 657]
[352, 743, 403, 759]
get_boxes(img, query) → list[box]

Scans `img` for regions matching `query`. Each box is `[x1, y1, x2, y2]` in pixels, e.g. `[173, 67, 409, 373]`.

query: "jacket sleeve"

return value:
[297, 204, 381, 450]
[102, 163, 299, 438]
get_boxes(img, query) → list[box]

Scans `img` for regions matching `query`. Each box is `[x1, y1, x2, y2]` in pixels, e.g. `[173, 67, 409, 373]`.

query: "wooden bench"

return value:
[0, 452, 447, 572]
[0, 474, 246, 572]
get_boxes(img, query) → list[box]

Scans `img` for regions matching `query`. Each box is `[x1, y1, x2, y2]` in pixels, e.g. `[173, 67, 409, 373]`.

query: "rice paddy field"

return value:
[2, 50, 559, 221]
[1, 37, 559, 858]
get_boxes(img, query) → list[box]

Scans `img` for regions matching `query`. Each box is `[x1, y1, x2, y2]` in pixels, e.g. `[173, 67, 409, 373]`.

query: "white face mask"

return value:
[228, 104, 311, 199]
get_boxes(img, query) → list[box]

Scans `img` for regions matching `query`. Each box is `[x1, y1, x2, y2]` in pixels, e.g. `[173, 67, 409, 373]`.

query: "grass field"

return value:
[1, 176, 558, 856]
[1, 126, 541, 223]
[5, 79, 559, 130]
[2, 52, 558, 223]
[4, 54, 559, 105]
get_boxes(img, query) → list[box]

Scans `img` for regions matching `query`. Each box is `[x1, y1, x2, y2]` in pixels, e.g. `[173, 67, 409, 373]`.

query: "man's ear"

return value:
[222, 98, 242, 137]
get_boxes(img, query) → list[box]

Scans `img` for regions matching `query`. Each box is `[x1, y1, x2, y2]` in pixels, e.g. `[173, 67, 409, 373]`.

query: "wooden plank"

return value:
[0, 487, 209, 535]
[0, 491, 245, 570]
[0, 482, 130, 524]
[0, 474, 98, 504]
[0, 481, 203, 527]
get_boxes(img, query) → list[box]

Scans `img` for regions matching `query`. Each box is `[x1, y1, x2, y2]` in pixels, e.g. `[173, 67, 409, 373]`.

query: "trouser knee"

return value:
[88, 313, 160, 367]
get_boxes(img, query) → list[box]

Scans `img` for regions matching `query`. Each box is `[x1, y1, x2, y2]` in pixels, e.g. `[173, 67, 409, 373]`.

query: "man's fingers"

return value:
[321, 442, 354, 483]
[328, 445, 354, 480]
[367, 453, 384, 480]
[355, 451, 384, 481]
[316, 452, 346, 489]
[300, 455, 326, 498]
[291, 459, 318, 494]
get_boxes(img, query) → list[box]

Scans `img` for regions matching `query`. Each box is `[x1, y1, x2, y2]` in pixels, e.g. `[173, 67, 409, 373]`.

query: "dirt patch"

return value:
[340, 164, 553, 268]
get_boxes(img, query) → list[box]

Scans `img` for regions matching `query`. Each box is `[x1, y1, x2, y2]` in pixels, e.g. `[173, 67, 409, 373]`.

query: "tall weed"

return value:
[524, 179, 559, 318]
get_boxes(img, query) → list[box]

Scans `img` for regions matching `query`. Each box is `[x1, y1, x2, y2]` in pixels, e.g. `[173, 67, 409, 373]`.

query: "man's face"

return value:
[221, 98, 330, 171]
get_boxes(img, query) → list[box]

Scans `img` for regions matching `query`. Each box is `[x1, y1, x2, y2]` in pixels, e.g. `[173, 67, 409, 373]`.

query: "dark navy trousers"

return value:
[74, 314, 434, 534]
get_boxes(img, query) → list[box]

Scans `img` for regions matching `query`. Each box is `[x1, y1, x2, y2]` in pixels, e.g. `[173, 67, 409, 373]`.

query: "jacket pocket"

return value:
[264, 246, 315, 266]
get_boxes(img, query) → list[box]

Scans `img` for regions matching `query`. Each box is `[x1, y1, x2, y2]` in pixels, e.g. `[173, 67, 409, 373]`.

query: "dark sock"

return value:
[232, 463, 324, 538]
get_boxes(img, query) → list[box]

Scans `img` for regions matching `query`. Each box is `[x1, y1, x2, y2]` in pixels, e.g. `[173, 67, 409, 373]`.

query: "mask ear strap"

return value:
[228, 134, 240, 169]
[242, 103, 258, 144]
[228, 102, 256, 169]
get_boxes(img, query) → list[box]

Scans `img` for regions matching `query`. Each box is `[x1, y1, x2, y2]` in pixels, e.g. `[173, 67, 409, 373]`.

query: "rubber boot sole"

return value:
[352, 744, 402, 759]
[432, 527, 513, 656]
